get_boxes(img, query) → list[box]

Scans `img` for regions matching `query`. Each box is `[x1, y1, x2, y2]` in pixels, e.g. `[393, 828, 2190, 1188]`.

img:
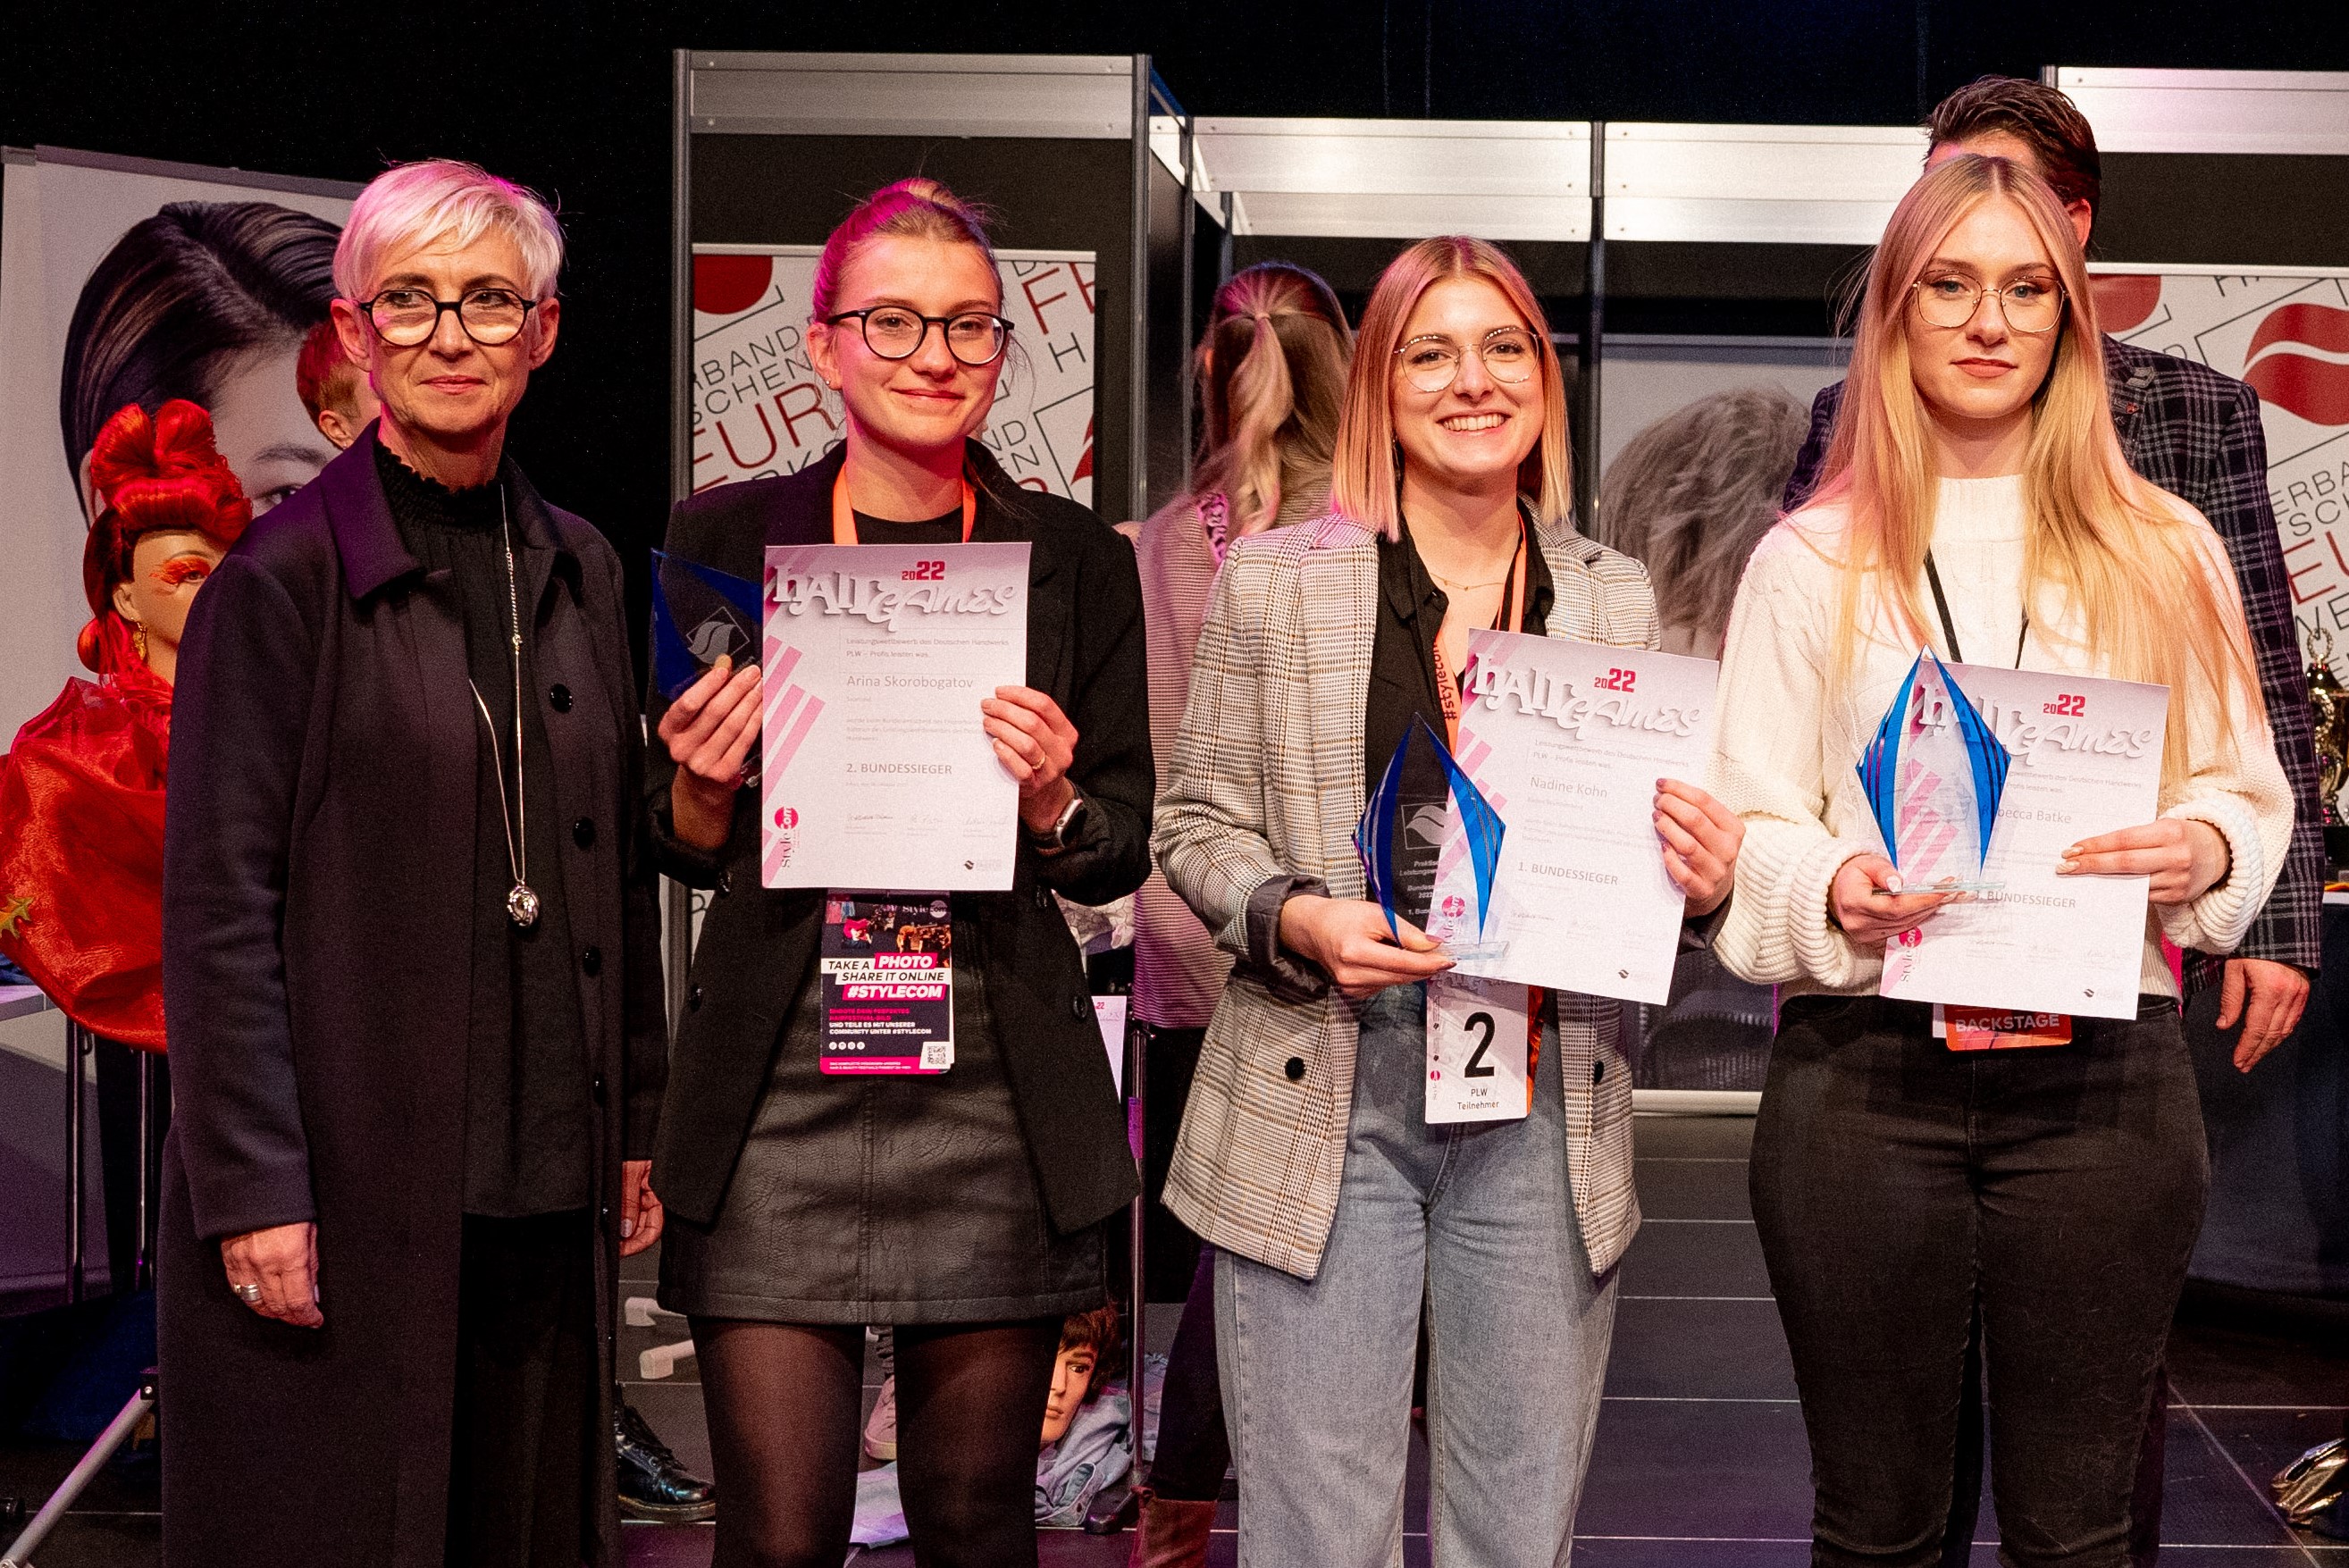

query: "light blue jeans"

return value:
[1215, 982, 1619, 1568]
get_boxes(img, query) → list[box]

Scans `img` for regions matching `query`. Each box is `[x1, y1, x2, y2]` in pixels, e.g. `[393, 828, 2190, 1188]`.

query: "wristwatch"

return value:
[1027, 790, 1088, 854]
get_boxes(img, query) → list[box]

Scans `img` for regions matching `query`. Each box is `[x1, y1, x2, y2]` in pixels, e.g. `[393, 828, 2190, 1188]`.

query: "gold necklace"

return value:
[1426, 567, 1511, 592]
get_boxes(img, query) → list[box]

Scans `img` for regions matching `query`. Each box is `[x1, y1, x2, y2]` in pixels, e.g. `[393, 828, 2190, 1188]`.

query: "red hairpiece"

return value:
[80, 400, 252, 659]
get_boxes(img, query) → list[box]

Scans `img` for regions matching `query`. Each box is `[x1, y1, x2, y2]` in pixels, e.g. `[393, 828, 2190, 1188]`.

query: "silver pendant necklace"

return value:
[467, 490, 539, 928]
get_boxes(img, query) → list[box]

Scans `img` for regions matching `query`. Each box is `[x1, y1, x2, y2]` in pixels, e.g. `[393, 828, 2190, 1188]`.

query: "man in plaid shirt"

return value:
[1783, 77, 2325, 1568]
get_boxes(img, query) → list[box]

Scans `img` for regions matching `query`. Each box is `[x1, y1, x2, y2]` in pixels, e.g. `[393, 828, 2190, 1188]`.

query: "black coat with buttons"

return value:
[155, 426, 662, 1568]
[646, 441, 1149, 1237]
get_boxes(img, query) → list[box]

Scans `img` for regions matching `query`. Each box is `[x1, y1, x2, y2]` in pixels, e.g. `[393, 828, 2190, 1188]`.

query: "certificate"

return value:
[760, 542, 1031, 891]
[1439, 632, 1718, 1004]
[1878, 665, 2166, 1019]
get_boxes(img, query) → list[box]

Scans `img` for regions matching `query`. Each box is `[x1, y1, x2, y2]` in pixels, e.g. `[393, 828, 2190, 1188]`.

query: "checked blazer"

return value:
[1786, 336, 2326, 987]
[1155, 512, 1659, 1281]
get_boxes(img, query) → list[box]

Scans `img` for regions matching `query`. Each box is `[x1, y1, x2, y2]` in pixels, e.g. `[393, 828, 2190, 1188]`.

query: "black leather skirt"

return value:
[659, 956, 1106, 1325]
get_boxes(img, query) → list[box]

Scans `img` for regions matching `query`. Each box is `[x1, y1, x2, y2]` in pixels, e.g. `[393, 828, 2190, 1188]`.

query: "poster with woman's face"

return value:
[0, 150, 357, 742]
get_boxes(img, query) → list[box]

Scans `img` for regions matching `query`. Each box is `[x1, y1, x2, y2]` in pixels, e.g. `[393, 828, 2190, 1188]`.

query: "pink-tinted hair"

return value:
[334, 158, 564, 303]
[810, 178, 998, 320]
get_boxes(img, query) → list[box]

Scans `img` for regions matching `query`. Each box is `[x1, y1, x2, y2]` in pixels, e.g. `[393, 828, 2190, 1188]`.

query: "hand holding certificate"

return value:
[1436, 633, 1722, 1005]
[1876, 663, 2167, 1019]
[759, 541, 1033, 891]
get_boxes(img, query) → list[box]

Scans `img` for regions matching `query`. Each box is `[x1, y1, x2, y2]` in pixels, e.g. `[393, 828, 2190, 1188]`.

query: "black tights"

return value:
[693, 1315, 1061, 1568]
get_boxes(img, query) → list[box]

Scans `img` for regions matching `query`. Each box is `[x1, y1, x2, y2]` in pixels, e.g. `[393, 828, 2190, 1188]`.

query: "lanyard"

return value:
[1923, 551, 2028, 670]
[831, 469, 978, 545]
[1422, 521, 1542, 1086]
[1429, 525, 1530, 749]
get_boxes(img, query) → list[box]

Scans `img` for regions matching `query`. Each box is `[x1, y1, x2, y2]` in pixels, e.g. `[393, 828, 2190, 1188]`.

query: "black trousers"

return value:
[446, 1209, 596, 1568]
[1141, 1025, 1208, 1303]
[1752, 995, 2207, 1568]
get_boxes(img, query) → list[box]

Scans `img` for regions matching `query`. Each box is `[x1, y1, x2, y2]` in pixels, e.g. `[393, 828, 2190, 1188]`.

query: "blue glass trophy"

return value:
[650, 549, 762, 701]
[1856, 651, 2011, 893]
[1355, 716, 1509, 962]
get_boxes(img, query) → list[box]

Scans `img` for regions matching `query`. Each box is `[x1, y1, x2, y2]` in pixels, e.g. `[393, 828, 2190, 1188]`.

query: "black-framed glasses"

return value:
[359, 287, 540, 347]
[1394, 327, 1540, 393]
[1909, 275, 2067, 334]
[826, 307, 1012, 366]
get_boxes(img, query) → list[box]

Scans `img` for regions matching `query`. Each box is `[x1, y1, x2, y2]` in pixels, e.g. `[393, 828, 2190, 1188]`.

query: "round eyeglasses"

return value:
[359, 287, 539, 348]
[1394, 327, 1540, 393]
[826, 307, 1013, 366]
[1909, 276, 2066, 334]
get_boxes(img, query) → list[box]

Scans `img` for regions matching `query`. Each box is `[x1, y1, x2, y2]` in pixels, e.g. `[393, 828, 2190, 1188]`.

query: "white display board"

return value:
[689, 244, 1098, 505]
[2090, 268, 2349, 663]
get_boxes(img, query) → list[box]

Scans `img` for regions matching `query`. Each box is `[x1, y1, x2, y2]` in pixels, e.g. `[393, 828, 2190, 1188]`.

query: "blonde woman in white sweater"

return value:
[1711, 154, 2289, 1566]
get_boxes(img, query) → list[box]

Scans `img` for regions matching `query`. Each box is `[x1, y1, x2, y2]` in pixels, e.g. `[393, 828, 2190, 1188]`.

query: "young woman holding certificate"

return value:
[642, 179, 1153, 1568]
[1710, 154, 2290, 1565]
[1154, 235, 1742, 1567]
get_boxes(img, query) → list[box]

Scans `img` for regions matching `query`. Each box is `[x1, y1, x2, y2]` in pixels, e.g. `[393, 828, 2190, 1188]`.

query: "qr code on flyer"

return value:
[921, 1040, 954, 1070]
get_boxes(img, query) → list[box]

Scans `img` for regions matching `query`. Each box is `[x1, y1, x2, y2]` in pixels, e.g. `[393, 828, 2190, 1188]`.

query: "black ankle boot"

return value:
[616, 1399, 717, 1522]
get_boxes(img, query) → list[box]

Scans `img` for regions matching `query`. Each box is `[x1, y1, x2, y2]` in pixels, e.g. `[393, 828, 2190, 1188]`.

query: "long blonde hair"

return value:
[1190, 263, 1352, 536]
[1330, 236, 1575, 540]
[1814, 153, 2261, 784]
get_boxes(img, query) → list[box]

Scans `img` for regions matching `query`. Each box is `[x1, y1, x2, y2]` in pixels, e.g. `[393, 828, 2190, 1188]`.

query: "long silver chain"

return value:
[467, 490, 540, 928]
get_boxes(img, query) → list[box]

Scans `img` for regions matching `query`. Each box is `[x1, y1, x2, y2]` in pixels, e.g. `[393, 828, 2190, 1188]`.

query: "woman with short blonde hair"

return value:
[1155, 235, 1741, 1565]
[158, 157, 667, 1568]
[1712, 154, 2287, 1563]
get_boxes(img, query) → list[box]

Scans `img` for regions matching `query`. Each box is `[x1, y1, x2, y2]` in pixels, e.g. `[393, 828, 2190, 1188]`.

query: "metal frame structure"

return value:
[2046, 67, 2349, 156]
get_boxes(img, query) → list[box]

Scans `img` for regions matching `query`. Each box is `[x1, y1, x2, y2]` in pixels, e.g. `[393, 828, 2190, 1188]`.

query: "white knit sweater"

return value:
[1710, 474, 2291, 1002]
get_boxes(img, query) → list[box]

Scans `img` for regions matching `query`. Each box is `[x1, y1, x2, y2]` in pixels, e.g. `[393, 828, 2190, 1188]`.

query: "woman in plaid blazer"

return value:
[1154, 236, 1742, 1568]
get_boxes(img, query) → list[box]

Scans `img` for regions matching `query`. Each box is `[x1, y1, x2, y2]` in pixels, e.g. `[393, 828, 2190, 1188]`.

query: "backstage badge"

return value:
[819, 893, 954, 1074]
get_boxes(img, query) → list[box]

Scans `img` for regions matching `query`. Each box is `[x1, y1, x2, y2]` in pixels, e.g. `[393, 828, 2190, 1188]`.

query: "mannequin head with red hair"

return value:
[80, 399, 252, 685]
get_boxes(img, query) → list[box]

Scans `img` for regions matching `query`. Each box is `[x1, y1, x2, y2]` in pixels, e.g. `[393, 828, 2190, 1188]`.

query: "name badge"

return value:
[1425, 972, 1531, 1123]
[820, 893, 954, 1074]
[1932, 1003, 2072, 1052]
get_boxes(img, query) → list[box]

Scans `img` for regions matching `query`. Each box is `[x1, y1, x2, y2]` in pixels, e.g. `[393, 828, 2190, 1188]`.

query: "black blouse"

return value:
[376, 443, 590, 1217]
[1363, 513, 1556, 924]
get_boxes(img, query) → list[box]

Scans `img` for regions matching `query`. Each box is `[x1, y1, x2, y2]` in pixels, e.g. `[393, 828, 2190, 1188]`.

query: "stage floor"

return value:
[5, 1114, 2345, 1564]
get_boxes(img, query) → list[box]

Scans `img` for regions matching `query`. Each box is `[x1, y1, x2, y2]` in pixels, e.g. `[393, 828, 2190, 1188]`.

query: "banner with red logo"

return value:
[690, 245, 1097, 505]
[2091, 268, 2349, 660]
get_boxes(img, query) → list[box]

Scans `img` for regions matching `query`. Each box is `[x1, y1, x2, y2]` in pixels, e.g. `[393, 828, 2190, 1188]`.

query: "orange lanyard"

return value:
[831, 469, 978, 545]
[1428, 525, 1529, 750]
[1425, 521, 1540, 1078]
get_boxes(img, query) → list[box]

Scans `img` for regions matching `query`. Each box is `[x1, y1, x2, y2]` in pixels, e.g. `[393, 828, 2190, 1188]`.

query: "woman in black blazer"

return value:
[645, 179, 1150, 1568]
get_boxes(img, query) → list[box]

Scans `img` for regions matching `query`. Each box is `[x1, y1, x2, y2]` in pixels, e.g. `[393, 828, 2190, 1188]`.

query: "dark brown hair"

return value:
[61, 201, 340, 484]
[1926, 77, 2102, 213]
[1058, 1304, 1121, 1404]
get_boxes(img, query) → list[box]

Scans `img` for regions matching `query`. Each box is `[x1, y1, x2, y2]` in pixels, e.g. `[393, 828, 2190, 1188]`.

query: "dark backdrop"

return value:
[12, 0, 2346, 594]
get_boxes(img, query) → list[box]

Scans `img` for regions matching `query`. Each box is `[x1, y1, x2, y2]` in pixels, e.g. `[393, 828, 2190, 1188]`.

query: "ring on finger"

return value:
[233, 1281, 262, 1304]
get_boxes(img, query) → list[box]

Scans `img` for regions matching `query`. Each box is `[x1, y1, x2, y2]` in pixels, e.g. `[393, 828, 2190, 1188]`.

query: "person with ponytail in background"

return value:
[0, 398, 250, 1289]
[1125, 261, 1352, 1566]
[644, 177, 1152, 1568]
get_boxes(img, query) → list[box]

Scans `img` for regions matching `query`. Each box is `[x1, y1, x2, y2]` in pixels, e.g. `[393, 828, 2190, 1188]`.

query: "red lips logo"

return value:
[2243, 302, 2349, 427]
